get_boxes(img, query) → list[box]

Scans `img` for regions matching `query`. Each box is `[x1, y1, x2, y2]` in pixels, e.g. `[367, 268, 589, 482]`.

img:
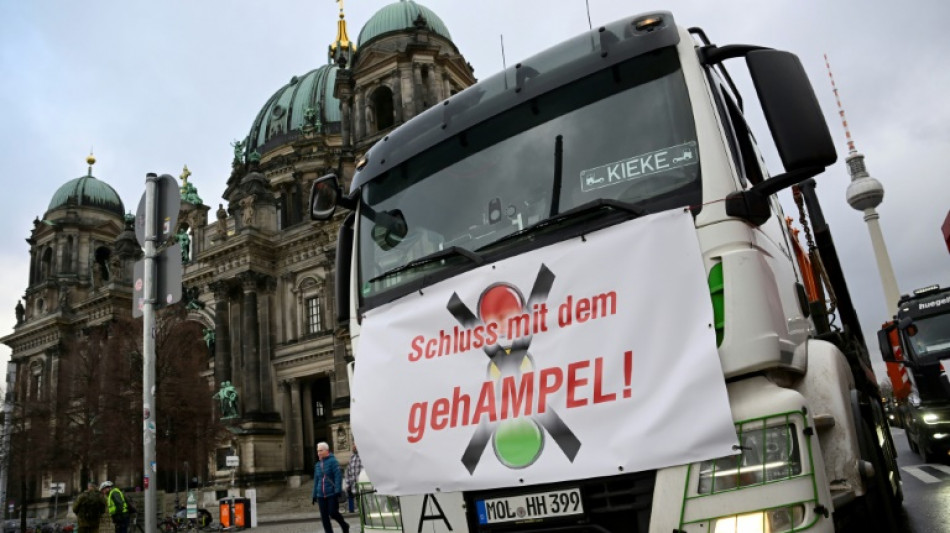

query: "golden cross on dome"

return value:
[180, 164, 192, 185]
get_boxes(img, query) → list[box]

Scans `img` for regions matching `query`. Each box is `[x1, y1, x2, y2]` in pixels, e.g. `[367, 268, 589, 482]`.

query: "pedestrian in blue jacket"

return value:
[312, 442, 349, 533]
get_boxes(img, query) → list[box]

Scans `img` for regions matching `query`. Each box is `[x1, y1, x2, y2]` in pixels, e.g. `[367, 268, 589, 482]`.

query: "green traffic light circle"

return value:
[493, 418, 544, 468]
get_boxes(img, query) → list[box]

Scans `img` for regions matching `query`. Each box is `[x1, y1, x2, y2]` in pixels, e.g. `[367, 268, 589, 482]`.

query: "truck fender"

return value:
[791, 339, 864, 505]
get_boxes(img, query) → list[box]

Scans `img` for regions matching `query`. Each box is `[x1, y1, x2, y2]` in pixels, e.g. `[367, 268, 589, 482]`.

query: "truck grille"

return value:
[464, 470, 656, 532]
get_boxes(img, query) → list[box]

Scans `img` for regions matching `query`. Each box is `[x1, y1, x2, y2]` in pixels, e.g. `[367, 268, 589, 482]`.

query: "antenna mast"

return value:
[824, 53, 856, 154]
[500, 34, 507, 71]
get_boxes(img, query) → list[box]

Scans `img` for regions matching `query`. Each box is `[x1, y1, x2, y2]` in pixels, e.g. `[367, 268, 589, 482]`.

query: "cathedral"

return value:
[1, 0, 475, 509]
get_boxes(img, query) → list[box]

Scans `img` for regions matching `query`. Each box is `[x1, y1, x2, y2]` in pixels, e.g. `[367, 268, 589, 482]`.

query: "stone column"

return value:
[391, 71, 403, 124]
[341, 98, 352, 148]
[55, 235, 64, 275]
[278, 273, 291, 343]
[412, 63, 424, 116]
[365, 90, 375, 137]
[302, 381, 316, 465]
[240, 272, 261, 414]
[354, 90, 365, 140]
[292, 282, 302, 341]
[428, 64, 440, 105]
[287, 379, 304, 472]
[259, 276, 276, 413]
[29, 249, 36, 285]
[46, 348, 58, 407]
[276, 381, 289, 469]
[210, 281, 232, 389]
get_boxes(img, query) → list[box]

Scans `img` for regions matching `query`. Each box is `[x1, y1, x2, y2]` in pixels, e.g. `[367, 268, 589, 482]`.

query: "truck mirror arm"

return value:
[725, 166, 826, 226]
[697, 44, 770, 112]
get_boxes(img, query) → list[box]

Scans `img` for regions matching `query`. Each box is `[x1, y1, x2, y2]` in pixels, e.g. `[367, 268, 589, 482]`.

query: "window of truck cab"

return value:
[907, 309, 950, 362]
[357, 46, 701, 308]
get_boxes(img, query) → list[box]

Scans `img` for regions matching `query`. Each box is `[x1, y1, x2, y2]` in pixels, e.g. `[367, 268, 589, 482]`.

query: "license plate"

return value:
[476, 488, 583, 524]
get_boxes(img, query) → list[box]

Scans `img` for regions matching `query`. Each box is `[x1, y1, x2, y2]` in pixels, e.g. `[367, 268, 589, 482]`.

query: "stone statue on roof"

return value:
[176, 228, 191, 263]
[216, 204, 228, 237]
[230, 139, 246, 166]
[179, 165, 203, 205]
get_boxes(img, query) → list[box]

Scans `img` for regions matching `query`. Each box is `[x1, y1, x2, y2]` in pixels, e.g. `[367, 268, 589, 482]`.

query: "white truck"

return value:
[312, 11, 903, 533]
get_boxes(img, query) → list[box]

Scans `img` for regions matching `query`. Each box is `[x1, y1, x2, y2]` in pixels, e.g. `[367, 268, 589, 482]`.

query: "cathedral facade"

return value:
[2, 0, 475, 507]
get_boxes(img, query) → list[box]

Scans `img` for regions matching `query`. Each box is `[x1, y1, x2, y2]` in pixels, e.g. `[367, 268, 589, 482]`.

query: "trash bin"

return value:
[218, 497, 251, 529]
[233, 498, 250, 528]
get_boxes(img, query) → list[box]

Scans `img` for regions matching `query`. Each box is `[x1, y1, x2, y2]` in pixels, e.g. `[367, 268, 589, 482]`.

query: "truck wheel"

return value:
[852, 391, 905, 532]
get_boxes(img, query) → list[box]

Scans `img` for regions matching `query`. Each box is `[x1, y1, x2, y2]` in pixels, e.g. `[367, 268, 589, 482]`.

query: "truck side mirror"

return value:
[746, 50, 837, 196]
[709, 47, 838, 225]
[877, 327, 898, 363]
[310, 174, 355, 221]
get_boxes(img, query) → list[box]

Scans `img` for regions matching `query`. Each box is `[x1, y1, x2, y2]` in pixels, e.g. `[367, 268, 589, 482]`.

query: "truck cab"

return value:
[315, 11, 903, 533]
[879, 285, 950, 462]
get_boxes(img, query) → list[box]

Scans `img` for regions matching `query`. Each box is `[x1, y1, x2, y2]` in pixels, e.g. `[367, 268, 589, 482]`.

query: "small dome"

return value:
[246, 64, 342, 157]
[47, 174, 125, 217]
[357, 0, 451, 47]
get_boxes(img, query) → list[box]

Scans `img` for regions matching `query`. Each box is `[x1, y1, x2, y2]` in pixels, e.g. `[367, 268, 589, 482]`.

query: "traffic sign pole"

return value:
[142, 173, 158, 533]
[135, 172, 182, 533]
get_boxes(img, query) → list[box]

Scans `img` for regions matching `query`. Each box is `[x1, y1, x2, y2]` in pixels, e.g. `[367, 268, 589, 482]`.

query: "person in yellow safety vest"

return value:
[100, 481, 132, 533]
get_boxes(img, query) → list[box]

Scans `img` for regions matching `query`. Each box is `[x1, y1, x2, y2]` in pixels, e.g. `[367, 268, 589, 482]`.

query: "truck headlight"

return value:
[698, 424, 802, 494]
[923, 413, 940, 424]
[712, 505, 805, 533]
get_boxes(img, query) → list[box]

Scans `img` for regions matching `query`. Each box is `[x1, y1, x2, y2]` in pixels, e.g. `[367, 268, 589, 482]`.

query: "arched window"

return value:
[95, 247, 112, 283]
[371, 86, 395, 131]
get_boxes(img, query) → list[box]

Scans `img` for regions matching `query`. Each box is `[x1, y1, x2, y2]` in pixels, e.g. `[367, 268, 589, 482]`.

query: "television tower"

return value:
[825, 54, 901, 313]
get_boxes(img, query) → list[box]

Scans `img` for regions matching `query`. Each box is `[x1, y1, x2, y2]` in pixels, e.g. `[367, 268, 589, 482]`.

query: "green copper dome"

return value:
[47, 174, 125, 217]
[357, 0, 451, 47]
[247, 64, 342, 156]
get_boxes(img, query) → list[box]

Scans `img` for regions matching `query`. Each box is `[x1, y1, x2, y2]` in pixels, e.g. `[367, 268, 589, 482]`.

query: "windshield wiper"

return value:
[368, 246, 485, 284]
[476, 198, 645, 253]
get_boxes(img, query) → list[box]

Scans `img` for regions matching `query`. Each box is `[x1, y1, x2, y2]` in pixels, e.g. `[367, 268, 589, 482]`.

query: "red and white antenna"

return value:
[824, 53, 857, 154]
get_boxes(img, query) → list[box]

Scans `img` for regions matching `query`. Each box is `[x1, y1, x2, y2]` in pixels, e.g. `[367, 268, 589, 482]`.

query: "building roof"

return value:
[357, 0, 451, 47]
[246, 64, 341, 157]
[46, 157, 125, 217]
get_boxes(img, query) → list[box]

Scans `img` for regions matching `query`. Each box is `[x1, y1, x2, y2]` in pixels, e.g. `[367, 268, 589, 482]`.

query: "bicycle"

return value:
[160, 508, 215, 533]
[128, 512, 178, 533]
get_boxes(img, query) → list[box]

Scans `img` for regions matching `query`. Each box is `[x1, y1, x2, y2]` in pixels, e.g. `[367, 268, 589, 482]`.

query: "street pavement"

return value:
[245, 481, 360, 533]
[254, 512, 359, 533]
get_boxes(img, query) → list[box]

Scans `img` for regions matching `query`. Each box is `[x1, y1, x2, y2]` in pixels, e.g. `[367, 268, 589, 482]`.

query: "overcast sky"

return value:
[2, 0, 949, 381]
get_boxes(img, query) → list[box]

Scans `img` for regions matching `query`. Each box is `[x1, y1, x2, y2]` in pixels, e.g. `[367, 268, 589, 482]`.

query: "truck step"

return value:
[830, 482, 856, 509]
[813, 413, 835, 430]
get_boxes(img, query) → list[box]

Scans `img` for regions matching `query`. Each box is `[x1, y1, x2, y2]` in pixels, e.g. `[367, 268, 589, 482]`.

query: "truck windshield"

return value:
[358, 47, 699, 303]
[907, 312, 950, 360]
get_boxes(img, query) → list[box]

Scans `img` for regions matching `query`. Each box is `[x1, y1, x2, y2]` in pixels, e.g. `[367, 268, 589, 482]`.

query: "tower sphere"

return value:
[846, 175, 884, 211]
